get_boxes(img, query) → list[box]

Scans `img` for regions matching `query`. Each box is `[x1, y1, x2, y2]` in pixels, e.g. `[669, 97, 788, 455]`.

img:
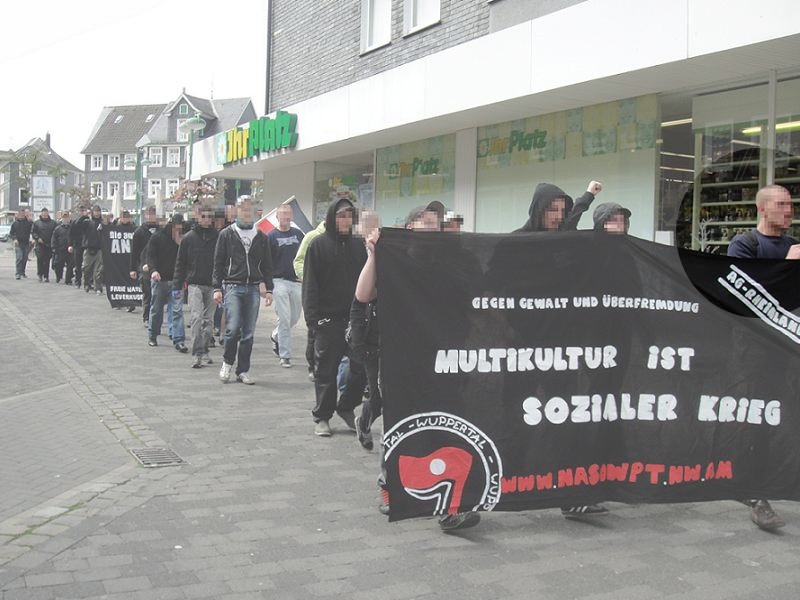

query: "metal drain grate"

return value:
[130, 447, 187, 468]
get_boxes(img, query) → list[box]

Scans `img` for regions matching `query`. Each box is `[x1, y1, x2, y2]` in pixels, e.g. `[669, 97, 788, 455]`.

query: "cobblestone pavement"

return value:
[1, 247, 800, 600]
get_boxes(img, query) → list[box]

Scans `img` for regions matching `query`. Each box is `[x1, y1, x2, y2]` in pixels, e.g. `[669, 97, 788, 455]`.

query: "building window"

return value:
[149, 147, 163, 167]
[114, 115, 124, 124]
[166, 146, 181, 167]
[146, 113, 155, 123]
[166, 179, 180, 198]
[59, 192, 65, 209]
[59, 174, 66, 184]
[179, 103, 189, 115]
[360, 0, 391, 54]
[91, 155, 103, 171]
[1, 172, 6, 184]
[124, 153, 136, 170]
[107, 181, 119, 200]
[124, 181, 136, 199]
[148, 178, 162, 199]
[90, 182, 103, 199]
[176, 119, 189, 142]
[0, 190, 5, 208]
[403, 0, 440, 35]
[108, 155, 120, 170]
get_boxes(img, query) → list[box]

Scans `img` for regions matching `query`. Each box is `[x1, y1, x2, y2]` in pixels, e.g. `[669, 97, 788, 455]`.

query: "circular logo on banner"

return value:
[214, 133, 228, 165]
[384, 411, 502, 515]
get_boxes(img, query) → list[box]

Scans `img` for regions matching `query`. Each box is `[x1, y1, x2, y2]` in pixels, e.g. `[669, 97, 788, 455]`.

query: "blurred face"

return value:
[145, 209, 157, 224]
[120, 213, 131, 225]
[335, 208, 353, 234]
[199, 210, 214, 227]
[277, 206, 293, 230]
[760, 188, 793, 233]
[61, 212, 70, 224]
[171, 224, 183, 244]
[237, 201, 254, 225]
[41, 209, 49, 219]
[542, 198, 566, 231]
[92, 207, 101, 219]
[604, 213, 627, 235]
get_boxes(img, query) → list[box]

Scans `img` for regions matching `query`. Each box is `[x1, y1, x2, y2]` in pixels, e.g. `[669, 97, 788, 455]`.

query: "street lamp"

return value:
[124, 151, 152, 226]
[180, 111, 207, 185]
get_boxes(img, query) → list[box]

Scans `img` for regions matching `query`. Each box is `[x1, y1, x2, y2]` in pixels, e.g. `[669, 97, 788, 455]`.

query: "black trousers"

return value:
[53, 253, 74, 284]
[73, 248, 84, 286]
[311, 319, 365, 422]
[357, 350, 381, 434]
[140, 272, 153, 323]
[36, 245, 52, 278]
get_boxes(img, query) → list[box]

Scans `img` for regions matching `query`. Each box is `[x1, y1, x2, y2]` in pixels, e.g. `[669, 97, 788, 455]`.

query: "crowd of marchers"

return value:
[8, 181, 795, 532]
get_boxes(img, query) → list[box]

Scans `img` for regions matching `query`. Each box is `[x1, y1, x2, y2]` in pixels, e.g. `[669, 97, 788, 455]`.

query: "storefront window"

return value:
[475, 95, 659, 237]
[313, 153, 374, 225]
[375, 134, 455, 227]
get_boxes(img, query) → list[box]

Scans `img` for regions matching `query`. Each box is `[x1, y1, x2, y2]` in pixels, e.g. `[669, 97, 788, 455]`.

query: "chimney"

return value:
[45, 132, 51, 148]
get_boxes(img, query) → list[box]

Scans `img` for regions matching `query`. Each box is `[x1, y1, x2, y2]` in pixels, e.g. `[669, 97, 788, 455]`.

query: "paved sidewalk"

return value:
[1, 246, 800, 599]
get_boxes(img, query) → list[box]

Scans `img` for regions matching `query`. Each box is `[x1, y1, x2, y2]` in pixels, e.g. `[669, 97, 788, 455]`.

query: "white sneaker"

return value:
[219, 362, 233, 382]
[237, 371, 255, 385]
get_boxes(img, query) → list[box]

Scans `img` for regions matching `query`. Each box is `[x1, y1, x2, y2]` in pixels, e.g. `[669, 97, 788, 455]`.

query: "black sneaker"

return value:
[336, 410, 357, 432]
[356, 414, 373, 450]
[191, 355, 203, 369]
[209, 337, 216, 348]
[270, 334, 279, 357]
[174, 342, 188, 353]
[439, 512, 481, 532]
[751, 500, 785, 530]
[561, 504, 609, 519]
[127, 306, 136, 313]
[148, 337, 158, 347]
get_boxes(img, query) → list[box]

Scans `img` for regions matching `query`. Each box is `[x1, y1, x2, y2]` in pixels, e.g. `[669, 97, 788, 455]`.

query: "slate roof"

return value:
[5, 138, 82, 173]
[81, 104, 167, 154]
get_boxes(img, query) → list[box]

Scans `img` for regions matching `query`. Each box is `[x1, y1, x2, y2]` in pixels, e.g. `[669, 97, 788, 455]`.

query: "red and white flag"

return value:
[255, 196, 313, 235]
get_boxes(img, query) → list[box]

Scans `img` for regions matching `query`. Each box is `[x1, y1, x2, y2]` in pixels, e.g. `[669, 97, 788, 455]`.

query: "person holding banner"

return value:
[213, 195, 274, 385]
[267, 203, 305, 368]
[131, 206, 160, 327]
[593, 202, 631, 235]
[303, 198, 367, 437]
[726, 183, 797, 531]
[515, 180, 602, 232]
[174, 205, 218, 368]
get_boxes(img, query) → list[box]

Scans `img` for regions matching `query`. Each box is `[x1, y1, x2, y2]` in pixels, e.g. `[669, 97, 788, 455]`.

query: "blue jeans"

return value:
[148, 279, 185, 344]
[15, 243, 29, 276]
[223, 283, 261, 375]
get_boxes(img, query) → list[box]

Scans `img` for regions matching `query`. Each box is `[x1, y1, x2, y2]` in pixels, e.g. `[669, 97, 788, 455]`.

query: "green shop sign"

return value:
[478, 128, 548, 158]
[216, 111, 298, 165]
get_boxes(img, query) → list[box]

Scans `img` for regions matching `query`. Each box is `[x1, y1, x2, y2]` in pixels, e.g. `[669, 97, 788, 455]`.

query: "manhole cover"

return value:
[130, 448, 187, 468]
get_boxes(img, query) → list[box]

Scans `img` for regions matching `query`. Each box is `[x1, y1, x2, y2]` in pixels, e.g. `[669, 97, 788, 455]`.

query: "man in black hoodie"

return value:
[174, 205, 219, 368]
[147, 214, 187, 351]
[32, 207, 57, 282]
[10, 208, 33, 280]
[51, 211, 73, 284]
[515, 180, 602, 232]
[213, 195, 274, 385]
[130, 206, 160, 325]
[68, 205, 89, 288]
[302, 198, 367, 437]
[78, 204, 105, 294]
[593, 202, 631, 235]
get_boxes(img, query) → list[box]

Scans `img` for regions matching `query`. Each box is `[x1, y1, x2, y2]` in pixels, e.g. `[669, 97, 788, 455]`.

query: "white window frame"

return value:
[107, 181, 119, 200]
[360, 0, 391, 54]
[148, 147, 163, 167]
[59, 174, 66, 184]
[90, 182, 103, 199]
[123, 181, 136, 199]
[176, 119, 189, 142]
[179, 103, 189, 115]
[1, 172, 7, 184]
[166, 146, 181, 167]
[124, 153, 136, 170]
[148, 178, 162, 200]
[403, 0, 440, 35]
[108, 155, 120, 170]
[91, 155, 103, 171]
[0, 190, 6, 208]
[166, 179, 180, 198]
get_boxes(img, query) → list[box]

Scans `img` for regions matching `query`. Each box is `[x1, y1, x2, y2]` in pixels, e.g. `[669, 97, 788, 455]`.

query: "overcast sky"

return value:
[0, 0, 267, 168]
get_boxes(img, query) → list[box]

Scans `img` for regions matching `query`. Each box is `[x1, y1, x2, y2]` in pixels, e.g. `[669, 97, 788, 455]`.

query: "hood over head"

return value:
[518, 183, 573, 232]
[324, 197, 357, 239]
[592, 202, 631, 232]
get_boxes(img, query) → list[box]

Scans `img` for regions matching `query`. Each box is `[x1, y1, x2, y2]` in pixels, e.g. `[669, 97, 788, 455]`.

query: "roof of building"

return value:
[3, 137, 82, 173]
[81, 104, 168, 154]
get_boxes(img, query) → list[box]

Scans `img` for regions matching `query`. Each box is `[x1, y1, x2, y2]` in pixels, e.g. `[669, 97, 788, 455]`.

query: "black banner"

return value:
[102, 224, 142, 308]
[377, 229, 800, 521]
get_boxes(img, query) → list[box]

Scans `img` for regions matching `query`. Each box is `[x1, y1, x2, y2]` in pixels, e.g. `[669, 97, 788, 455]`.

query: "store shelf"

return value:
[698, 180, 760, 188]
[776, 176, 800, 184]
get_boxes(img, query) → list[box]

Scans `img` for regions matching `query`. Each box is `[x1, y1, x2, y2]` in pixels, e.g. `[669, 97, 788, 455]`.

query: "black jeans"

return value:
[36, 245, 52, 279]
[140, 272, 153, 323]
[73, 248, 84, 286]
[53, 253, 74, 284]
[311, 319, 365, 422]
[358, 350, 381, 434]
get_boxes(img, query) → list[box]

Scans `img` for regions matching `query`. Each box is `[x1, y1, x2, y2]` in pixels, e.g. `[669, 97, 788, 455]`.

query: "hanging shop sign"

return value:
[216, 111, 299, 166]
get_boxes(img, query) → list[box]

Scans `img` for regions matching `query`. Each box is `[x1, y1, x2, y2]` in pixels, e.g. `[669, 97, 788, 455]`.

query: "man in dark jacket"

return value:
[129, 206, 160, 325]
[515, 180, 602, 232]
[302, 198, 367, 437]
[68, 205, 89, 287]
[147, 214, 187, 351]
[212, 196, 274, 385]
[51, 211, 73, 284]
[10, 208, 33, 280]
[174, 205, 219, 368]
[78, 204, 105, 294]
[32, 207, 57, 282]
